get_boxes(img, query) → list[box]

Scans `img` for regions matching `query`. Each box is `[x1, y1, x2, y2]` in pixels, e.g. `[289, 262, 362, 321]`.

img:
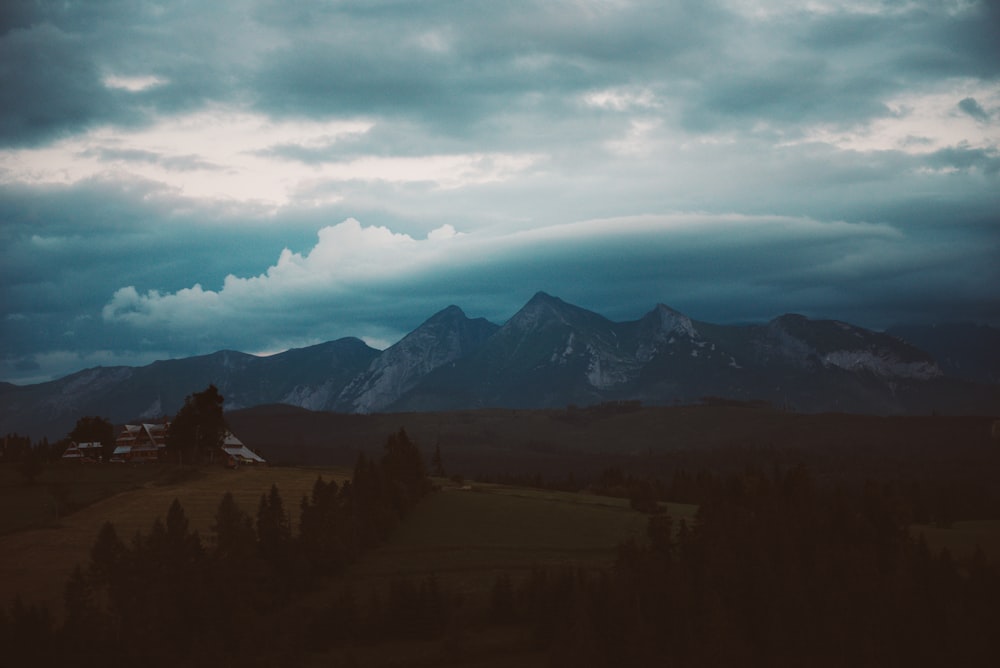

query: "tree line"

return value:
[493, 467, 1000, 666]
[480, 450, 1000, 529]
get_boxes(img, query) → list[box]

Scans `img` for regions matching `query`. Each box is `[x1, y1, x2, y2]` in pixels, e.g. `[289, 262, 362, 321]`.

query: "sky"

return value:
[1, 0, 999, 385]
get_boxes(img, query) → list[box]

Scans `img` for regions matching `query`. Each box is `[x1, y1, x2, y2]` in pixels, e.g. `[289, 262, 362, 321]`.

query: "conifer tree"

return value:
[212, 491, 256, 564]
[431, 442, 445, 477]
[256, 484, 292, 577]
[166, 384, 228, 464]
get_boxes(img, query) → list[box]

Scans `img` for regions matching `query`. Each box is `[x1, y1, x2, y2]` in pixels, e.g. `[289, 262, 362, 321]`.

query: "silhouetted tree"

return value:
[350, 452, 396, 547]
[212, 491, 257, 564]
[256, 484, 293, 593]
[68, 416, 115, 462]
[88, 521, 126, 587]
[166, 384, 228, 464]
[490, 572, 517, 624]
[431, 442, 445, 477]
[17, 445, 43, 484]
[5, 596, 57, 666]
[382, 428, 430, 515]
[299, 476, 350, 576]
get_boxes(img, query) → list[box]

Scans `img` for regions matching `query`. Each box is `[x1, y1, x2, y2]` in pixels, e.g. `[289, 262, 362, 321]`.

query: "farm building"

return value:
[110, 422, 169, 463]
[61, 441, 103, 462]
[221, 432, 266, 467]
[109, 422, 263, 466]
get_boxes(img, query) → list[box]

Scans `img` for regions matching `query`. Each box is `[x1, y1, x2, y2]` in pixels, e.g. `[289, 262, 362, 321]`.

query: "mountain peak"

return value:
[526, 291, 562, 306]
[337, 302, 498, 412]
[643, 303, 697, 338]
[507, 292, 602, 332]
[424, 304, 468, 325]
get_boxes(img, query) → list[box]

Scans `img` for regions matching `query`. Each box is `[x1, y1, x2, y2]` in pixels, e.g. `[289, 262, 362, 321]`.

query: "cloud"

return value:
[958, 96, 991, 121]
[0, 109, 538, 205]
[102, 74, 167, 92]
[101, 219, 466, 333]
[0, 23, 114, 145]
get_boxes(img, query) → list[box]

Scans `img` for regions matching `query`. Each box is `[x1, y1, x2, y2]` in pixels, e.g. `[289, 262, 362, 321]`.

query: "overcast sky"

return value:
[1, 0, 998, 385]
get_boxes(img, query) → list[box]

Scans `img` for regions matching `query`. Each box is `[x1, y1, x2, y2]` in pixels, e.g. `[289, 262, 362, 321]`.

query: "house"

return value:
[110, 421, 169, 463]
[61, 441, 103, 462]
[109, 421, 263, 466]
[221, 432, 266, 467]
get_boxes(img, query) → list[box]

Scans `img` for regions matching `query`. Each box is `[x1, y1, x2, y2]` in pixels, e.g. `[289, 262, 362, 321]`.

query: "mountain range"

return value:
[2, 292, 997, 440]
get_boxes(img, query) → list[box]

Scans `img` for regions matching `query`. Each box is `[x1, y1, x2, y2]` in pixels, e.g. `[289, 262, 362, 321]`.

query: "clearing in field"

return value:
[346, 481, 697, 601]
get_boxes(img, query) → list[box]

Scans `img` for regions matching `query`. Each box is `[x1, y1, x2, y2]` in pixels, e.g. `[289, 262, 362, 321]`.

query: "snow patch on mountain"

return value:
[655, 304, 697, 339]
[553, 332, 577, 364]
[282, 384, 336, 411]
[138, 397, 163, 419]
[823, 350, 942, 380]
[585, 344, 638, 389]
[61, 366, 133, 395]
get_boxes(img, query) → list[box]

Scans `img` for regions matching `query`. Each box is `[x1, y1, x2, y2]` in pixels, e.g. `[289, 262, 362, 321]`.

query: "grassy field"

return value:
[305, 482, 696, 667]
[913, 520, 1000, 564]
[0, 463, 349, 616]
[356, 482, 695, 579]
[0, 463, 170, 535]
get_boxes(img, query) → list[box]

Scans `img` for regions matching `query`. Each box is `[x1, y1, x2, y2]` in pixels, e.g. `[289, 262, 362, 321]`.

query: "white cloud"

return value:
[725, 0, 977, 19]
[102, 74, 168, 92]
[102, 218, 467, 328]
[789, 80, 1000, 154]
[584, 86, 661, 111]
[0, 109, 537, 206]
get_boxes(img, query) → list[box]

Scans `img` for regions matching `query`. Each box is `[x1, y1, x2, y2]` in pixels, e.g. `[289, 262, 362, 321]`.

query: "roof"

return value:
[222, 432, 244, 447]
[221, 438, 266, 464]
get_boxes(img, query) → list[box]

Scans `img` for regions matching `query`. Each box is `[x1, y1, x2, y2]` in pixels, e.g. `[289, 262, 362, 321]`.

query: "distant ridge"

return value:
[1, 295, 997, 439]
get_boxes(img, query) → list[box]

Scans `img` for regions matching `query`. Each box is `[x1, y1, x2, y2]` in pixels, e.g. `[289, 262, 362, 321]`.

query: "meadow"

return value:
[0, 463, 349, 616]
[350, 482, 696, 595]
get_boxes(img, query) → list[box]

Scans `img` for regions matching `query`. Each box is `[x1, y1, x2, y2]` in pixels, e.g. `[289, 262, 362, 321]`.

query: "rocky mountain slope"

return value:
[1, 293, 996, 439]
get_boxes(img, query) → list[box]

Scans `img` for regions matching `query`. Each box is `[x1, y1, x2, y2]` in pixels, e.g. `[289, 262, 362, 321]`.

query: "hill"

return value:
[227, 403, 999, 481]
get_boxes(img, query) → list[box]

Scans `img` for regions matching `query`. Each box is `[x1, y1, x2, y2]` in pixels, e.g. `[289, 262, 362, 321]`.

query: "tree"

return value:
[166, 385, 228, 464]
[382, 428, 430, 514]
[212, 492, 257, 565]
[431, 442, 445, 477]
[17, 446, 43, 484]
[256, 484, 292, 569]
[89, 521, 126, 587]
[68, 416, 115, 462]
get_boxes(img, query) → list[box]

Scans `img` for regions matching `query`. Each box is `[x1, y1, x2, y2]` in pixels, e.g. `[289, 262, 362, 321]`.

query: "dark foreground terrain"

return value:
[1, 405, 998, 666]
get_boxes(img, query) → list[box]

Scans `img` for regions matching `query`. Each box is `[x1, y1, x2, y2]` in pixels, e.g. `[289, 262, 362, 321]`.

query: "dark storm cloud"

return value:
[245, 1, 728, 143]
[958, 97, 991, 121]
[0, 1, 255, 146]
[926, 145, 1000, 173]
[0, 23, 115, 145]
